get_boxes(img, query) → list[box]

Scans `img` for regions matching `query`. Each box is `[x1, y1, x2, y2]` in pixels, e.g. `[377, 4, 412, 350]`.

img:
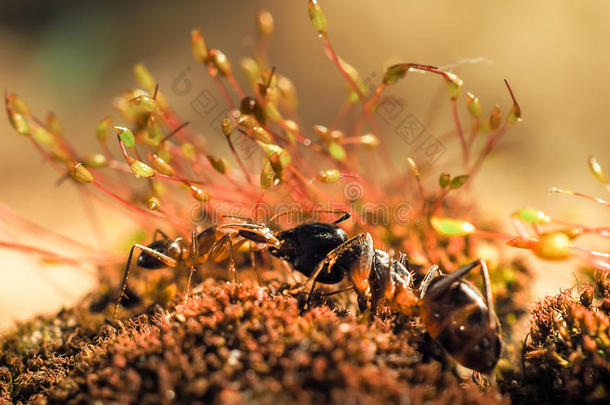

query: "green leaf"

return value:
[588, 156, 607, 184]
[144, 116, 163, 147]
[130, 160, 155, 178]
[465, 92, 482, 118]
[32, 125, 55, 147]
[85, 153, 107, 168]
[181, 142, 196, 159]
[308, 0, 327, 34]
[7, 109, 29, 136]
[439, 172, 451, 188]
[96, 116, 112, 143]
[449, 175, 469, 189]
[114, 126, 135, 148]
[261, 160, 275, 189]
[445, 72, 463, 100]
[328, 140, 346, 161]
[383, 64, 408, 86]
[430, 217, 476, 237]
[514, 208, 550, 224]
[207, 155, 230, 174]
[489, 105, 502, 131]
[191, 29, 209, 63]
[68, 161, 94, 183]
[316, 169, 341, 183]
[133, 63, 156, 93]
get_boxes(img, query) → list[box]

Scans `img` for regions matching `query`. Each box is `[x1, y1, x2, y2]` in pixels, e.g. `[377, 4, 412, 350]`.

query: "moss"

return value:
[500, 271, 610, 404]
[1, 280, 511, 404]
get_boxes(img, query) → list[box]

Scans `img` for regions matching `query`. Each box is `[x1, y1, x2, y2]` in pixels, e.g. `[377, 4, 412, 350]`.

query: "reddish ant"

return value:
[113, 221, 281, 319]
[117, 209, 501, 374]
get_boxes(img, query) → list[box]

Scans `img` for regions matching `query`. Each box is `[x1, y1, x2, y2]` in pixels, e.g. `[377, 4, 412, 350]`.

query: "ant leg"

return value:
[324, 285, 354, 296]
[228, 236, 237, 283]
[218, 223, 280, 248]
[196, 225, 222, 256]
[419, 264, 441, 299]
[221, 215, 262, 224]
[295, 285, 355, 298]
[185, 230, 198, 302]
[153, 229, 170, 242]
[208, 234, 238, 282]
[281, 260, 299, 284]
[249, 243, 262, 285]
[114, 244, 177, 319]
[424, 259, 497, 329]
[307, 232, 374, 302]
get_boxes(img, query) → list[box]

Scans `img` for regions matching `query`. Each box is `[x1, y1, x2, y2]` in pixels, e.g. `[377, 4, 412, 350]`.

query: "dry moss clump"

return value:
[0, 306, 107, 403]
[0, 280, 509, 405]
[501, 271, 610, 404]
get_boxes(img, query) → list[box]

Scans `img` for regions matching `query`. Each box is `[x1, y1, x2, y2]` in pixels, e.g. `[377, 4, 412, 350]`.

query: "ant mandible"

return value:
[116, 210, 501, 374]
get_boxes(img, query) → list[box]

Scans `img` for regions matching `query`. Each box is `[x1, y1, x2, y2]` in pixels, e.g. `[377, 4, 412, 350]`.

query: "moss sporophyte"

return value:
[3, 1, 606, 404]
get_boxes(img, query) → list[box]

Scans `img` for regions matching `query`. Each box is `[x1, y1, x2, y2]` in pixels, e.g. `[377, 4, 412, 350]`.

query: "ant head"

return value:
[454, 328, 502, 374]
[269, 222, 348, 278]
[436, 303, 502, 374]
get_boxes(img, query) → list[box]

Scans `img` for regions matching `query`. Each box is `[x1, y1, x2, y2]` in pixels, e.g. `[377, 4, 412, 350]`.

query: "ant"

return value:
[116, 210, 501, 374]
[226, 210, 502, 373]
[113, 219, 281, 319]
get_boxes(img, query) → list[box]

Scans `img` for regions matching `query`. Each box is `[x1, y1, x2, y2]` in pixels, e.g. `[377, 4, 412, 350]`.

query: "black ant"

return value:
[225, 210, 501, 373]
[116, 210, 501, 374]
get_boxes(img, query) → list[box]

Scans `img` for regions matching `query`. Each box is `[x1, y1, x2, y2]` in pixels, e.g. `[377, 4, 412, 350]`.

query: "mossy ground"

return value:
[500, 271, 610, 404]
[0, 254, 606, 405]
[1, 279, 509, 405]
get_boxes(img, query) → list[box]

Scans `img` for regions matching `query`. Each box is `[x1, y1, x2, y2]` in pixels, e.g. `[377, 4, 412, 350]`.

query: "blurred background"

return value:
[0, 0, 609, 329]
